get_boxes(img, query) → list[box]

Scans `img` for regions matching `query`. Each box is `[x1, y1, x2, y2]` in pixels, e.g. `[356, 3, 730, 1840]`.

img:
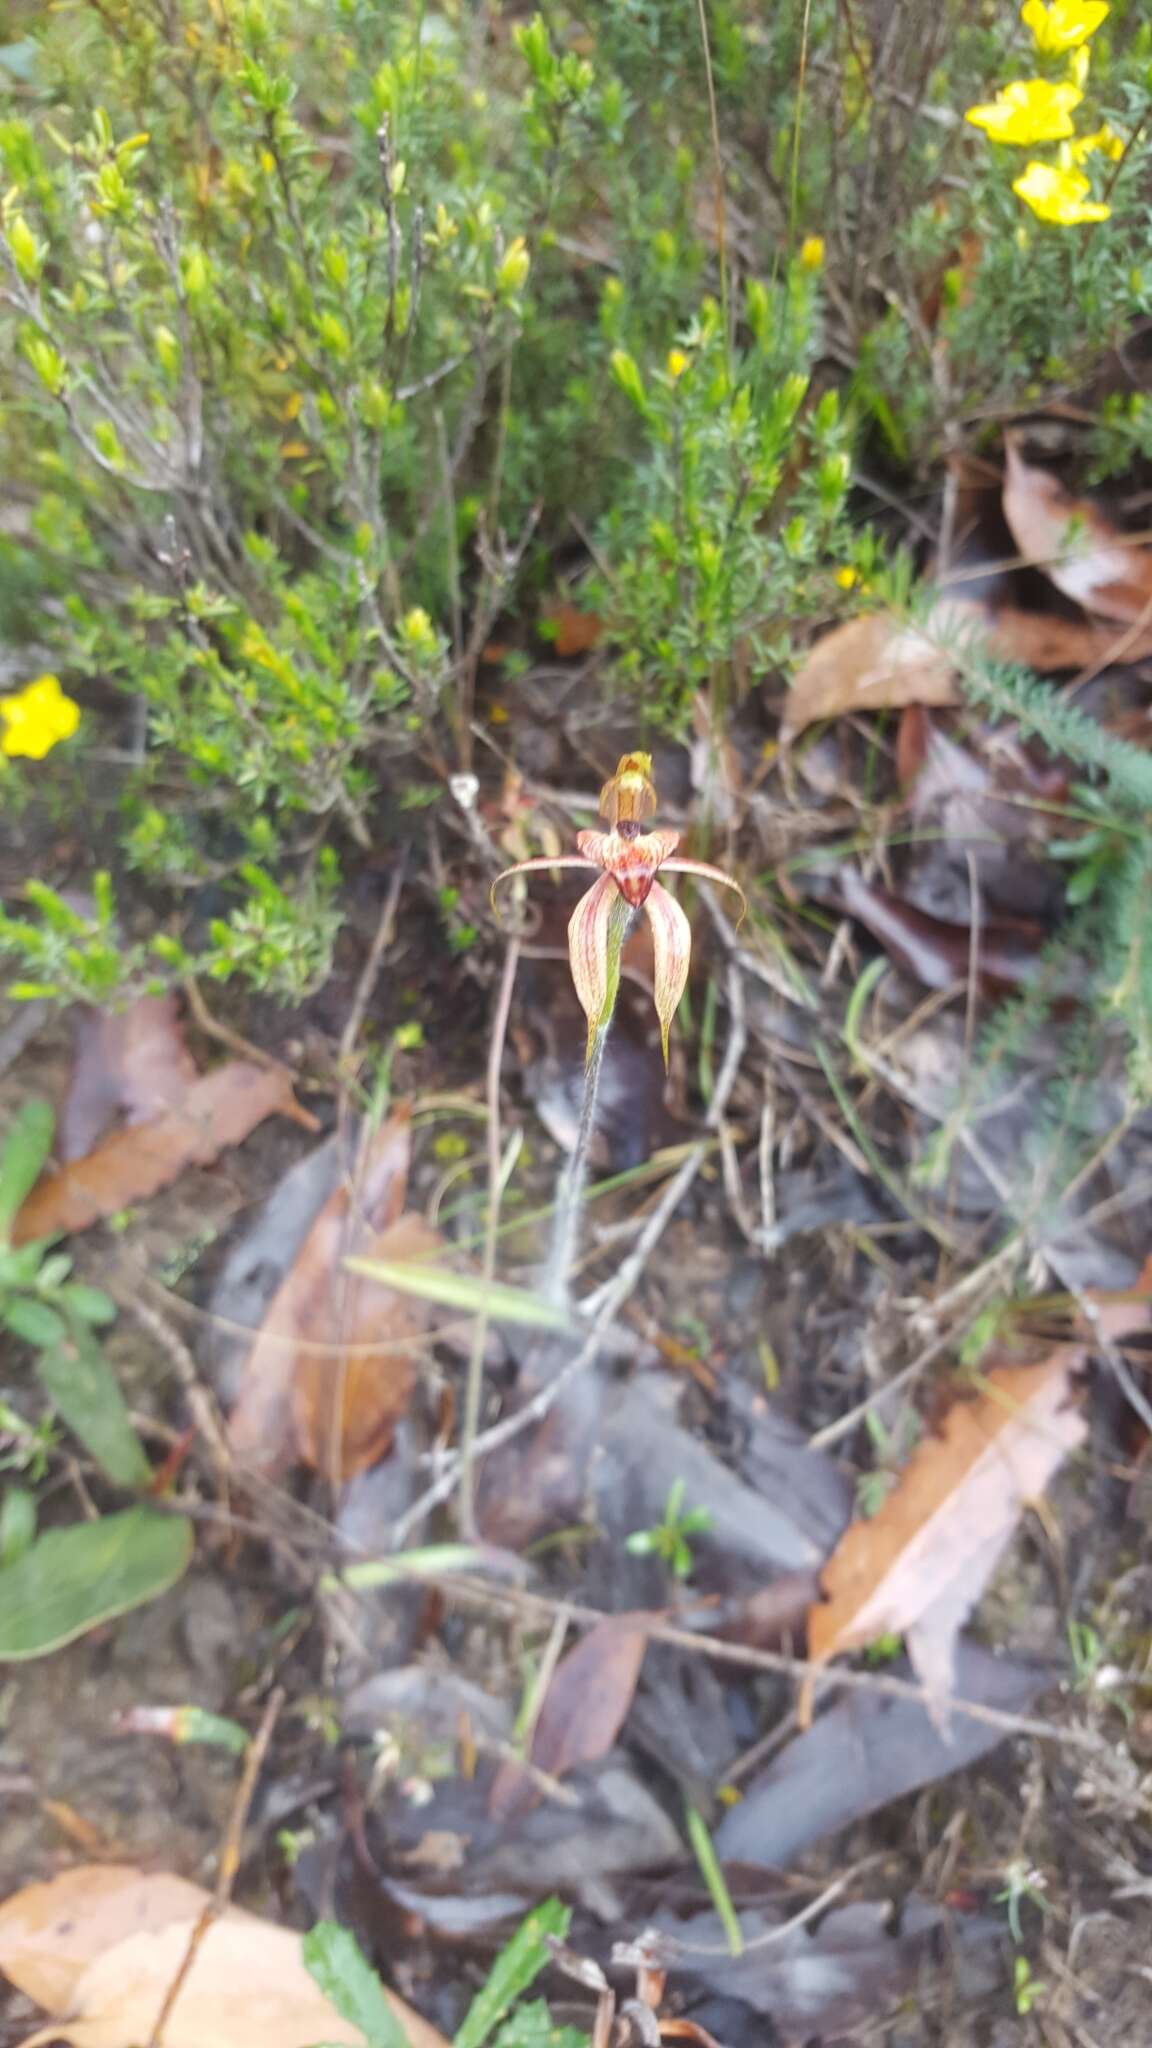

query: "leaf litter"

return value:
[9, 406, 1152, 2048]
[0, 1864, 446, 2048]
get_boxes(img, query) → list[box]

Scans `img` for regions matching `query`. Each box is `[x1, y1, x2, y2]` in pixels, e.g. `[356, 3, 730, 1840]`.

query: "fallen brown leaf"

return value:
[1002, 435, 1152, 626]
[13, 1063, 312, 1246]
[490, 1613, 652, 1819]
[542, 599, 603, 658]
[227, 1112, 440, 1480]
[782, 608, 963, 737]
[839, 869, 1050, 999]
[806, 1349, 1087, 1703]
[783, 589, 1152, 739]
[0, 1864, 446, 2048]
[59, 995, 199, 1162]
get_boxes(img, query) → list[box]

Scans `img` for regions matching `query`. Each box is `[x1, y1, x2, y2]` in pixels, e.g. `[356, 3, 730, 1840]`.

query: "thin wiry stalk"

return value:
[544, 1018, 609, 1309]
[458, 935, 520, 1538]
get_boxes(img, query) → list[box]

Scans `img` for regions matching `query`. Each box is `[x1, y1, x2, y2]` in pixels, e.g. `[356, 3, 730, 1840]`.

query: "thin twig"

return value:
[146, 1687, 284, 2048]
[338, 859, 406, 1070]
[355, 1567, 1118, 1759]
[119, 1286, 233, 1485]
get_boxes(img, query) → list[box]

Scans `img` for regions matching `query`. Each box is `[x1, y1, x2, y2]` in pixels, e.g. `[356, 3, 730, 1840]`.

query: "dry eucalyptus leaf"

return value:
[490, 1613, 653, 1819]
[227, 1112, 439, 1479]
[0, 1865, 206, 2015]
[14, 1062, 313, 1245]
[59, 994, 199, 1162]
[0, 1866, 446, 2048]
[1002, 436, 1152, 626]
[782, 609, 962, 737]
[806, 1349, 1087, 1703]
[783, 585, 1151, 741]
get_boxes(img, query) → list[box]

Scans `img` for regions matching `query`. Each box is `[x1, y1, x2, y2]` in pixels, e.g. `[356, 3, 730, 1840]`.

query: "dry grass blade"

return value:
[805, 1348, 1088, 1706]
[13, 1063, 314, 1245]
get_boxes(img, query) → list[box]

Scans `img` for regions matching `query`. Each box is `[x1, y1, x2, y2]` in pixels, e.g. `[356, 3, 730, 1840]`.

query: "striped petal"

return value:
[567, 872, 621, 1058]
[662, 857, 747, 925]
[644, 880, 693, 1069]
[490, 855, 597, 916]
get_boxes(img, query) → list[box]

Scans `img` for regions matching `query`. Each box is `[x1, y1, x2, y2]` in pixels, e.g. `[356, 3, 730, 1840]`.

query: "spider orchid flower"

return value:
[492, 754, 745, 1066]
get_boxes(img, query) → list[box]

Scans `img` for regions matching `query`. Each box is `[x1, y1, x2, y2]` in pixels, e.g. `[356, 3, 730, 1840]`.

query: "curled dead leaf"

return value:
[805, 1349, 1087, 1707]
[1002, 436, 1152, 626]
[783, 586, 1152, 741]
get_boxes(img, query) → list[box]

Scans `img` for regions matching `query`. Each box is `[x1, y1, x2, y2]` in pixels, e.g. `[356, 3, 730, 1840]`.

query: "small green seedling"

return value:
[1013, 1954, 1045, 2017]
[626, 1478, 712, 1579]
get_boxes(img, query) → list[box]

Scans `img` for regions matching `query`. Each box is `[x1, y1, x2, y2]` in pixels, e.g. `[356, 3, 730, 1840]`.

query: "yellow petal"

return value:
[645, 880, 693, 1070]
[964, 79, 1082, 146]
[1021, 0, 1108, 55]
[0, 674, 80, 758]
[1012, 159, 1110, 223]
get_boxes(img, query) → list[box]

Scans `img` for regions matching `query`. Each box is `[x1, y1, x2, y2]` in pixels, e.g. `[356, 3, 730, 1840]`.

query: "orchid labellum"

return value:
[493, 754, 745, 1065]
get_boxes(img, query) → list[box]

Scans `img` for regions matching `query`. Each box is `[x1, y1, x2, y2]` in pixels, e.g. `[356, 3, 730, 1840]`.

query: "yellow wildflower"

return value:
[1020, 0, 1109, 55]
[0, 674, 80, 760]
[799, 235, 825, 271]
[833, 565, 858, 589]
[666, 348, 690, 379]
[1012, 159, 1110, 222]
[965, 78, 1082, 145]
[1070, 122, 1124, 162]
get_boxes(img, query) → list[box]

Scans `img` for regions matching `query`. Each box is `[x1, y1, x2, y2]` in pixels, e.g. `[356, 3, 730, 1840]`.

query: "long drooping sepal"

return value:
[567, 873, 623, 1062]
[645, 880, 693, 1069]
[661, 857, 749, 926]
[490, 855, 597, 918]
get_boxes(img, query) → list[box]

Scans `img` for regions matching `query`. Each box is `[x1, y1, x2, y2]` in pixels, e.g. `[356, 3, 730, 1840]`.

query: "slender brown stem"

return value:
[458, 936, 521, 1536]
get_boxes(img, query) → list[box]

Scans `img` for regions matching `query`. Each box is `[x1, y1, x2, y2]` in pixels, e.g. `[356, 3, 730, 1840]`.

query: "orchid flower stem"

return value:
[546, 898, 635, 1306]
[458, 935, 520, 1539]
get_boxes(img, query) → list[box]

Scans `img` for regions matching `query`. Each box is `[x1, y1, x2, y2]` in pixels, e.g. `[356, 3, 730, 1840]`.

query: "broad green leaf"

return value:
[36, 1327, 150, 1487]
[0, 1487, 36, 1567]
[454, 1900, 570, 2048]
[3, 1298, 67, 1348]
[0, 1100, 54, 1238]
[492, 2002, 588, 2048]
[0, 1507, 192, 1660]
[343, 1258, 573, 1332]
[301, 1922, 412, 2048]
[62, 1282, 117, 1325]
